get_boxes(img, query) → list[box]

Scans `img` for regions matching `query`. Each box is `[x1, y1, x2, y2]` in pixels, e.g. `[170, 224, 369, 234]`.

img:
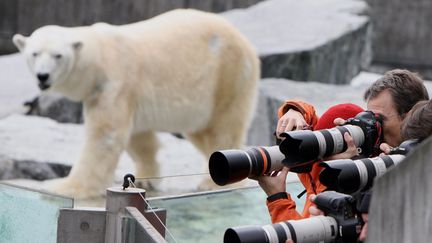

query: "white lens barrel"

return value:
[241, 150, 253, 175]
[263, 224, 280, 243]
[344, 125, 365, 147]
[353, 159, 368, 191]
[328, 128, 345, 154]
[287, 216, 338, 243]
[388, 154, 405, 166]
[314, 131, 327, 159]
[262, 146, 286, 172]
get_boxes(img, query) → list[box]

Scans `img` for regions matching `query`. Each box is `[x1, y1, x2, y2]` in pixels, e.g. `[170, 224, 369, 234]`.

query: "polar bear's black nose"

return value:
[37, 73, 49, 83]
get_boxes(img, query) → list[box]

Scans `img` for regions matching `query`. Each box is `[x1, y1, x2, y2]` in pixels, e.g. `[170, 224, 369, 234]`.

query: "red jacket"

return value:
[267, 100, 326, 223]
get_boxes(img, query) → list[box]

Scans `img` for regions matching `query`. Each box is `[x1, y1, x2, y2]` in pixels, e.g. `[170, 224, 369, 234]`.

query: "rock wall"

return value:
[366, 136, 432, 242]
[0, 0, 263, 54]
[366, 0, 432, 67]
[366, 0, 432, 79]
[224, 0, 371, 84]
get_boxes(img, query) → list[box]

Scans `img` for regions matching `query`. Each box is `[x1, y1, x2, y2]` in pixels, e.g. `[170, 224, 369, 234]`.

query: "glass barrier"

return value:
[0, 182, 73, 243]
[148, 181, 305, 243]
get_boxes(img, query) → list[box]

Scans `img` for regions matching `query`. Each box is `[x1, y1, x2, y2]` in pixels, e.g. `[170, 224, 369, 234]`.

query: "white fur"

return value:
[13, 9, 260, 198]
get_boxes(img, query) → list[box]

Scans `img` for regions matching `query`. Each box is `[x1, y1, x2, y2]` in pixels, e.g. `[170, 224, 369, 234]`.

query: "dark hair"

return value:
[364, 69, 429, 118]
[401, 100, 432, 142]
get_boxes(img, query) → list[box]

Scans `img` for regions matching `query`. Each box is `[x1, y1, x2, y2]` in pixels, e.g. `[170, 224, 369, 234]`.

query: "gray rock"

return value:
[0, 0, 265, 55]
[366, 0, 432, 69]
[0, 157, 71, 181]
[223, 0, 372, 84]
[25, 93, 83, 124]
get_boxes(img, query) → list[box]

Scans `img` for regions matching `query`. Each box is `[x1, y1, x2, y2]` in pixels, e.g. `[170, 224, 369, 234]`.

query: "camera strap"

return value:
[297, 173, 317, 198]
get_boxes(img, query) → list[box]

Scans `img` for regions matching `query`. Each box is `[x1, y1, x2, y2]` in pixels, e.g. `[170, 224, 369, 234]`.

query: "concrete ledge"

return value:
[367, 136, 432, 242]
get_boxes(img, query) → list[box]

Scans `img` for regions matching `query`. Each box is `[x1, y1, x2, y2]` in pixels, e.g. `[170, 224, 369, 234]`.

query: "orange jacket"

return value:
[267, 100, 326, 223]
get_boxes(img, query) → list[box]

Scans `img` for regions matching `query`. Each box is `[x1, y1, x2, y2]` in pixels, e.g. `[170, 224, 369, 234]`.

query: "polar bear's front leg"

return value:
[126, 131, 159, 177]
[43, 101, 134, 199]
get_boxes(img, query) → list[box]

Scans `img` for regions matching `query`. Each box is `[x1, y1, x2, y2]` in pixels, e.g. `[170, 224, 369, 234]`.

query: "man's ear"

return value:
[72, 41, 83, 52]
[13, 34, 27, 51]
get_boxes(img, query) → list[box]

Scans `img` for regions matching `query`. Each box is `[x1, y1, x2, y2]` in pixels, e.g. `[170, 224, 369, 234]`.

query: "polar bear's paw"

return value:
[133, 179, 158, 191]
[42, 177, 105, 199]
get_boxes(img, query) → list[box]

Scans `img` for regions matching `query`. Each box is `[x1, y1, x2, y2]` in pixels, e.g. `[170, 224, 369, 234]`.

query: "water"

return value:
[149, 182, 305, 243]
[0, 182, 73, 243]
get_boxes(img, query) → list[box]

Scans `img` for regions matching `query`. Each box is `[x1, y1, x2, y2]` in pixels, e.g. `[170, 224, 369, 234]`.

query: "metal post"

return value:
[105, 187, 147, 243]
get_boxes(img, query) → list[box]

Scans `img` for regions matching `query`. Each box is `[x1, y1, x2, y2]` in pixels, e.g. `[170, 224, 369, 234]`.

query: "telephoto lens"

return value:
[319, 154, 405, 194]
[209, 146, 285, 186]
[279, 125, 364, 167]
[319, 139, 418, 194]
[224, 216, 337, 243]
[279, 111, 383, 170]
[224, 191, 361, 243]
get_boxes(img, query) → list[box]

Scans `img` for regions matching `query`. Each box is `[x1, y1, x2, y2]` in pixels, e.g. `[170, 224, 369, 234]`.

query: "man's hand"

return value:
[359, 213, 369, 241]
[276, 109, 308, 139]
[324, 132, 359, 160]
[333, 117, 346, 126]
[250, 167, 290, 196]
[323, 118, 359, 160]
[308, 194, 325, 216]
[380, 143, 393, 155]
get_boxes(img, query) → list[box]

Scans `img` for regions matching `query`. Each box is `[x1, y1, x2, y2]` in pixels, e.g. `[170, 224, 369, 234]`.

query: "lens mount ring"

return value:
[328, 128, 344, 154]
[278, 222, 292, 241]
[344, 125, 365, 147]
[243, 150, 254, 176]
[315, 131, 327, 159]
[353, 159, 368, 191]
[370, 157, 387, 177]
[263, 224, 279, 243]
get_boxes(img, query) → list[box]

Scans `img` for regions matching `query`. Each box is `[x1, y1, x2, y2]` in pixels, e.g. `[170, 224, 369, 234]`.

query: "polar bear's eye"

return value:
[32, 52, 39, 57]
[54, 54, 63, 60]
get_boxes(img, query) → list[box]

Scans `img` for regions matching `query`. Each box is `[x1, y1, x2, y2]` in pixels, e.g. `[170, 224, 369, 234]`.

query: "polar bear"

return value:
[13, 9, 260, 198]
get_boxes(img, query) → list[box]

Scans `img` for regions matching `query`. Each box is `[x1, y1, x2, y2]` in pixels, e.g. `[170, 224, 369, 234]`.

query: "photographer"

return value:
[308, 99, 432, 242]
[258, 69, 429, 224]
[357, 98, 432, 241]
[381, 99, 432, 153]
[256, 103, 364, 222]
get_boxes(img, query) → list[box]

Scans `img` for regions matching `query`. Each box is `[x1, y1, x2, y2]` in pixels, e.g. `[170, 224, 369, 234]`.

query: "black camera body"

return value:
[279, 111, 383, 173]
[344, 111, 383, 157]
[314, 191, 362, 243]
[388, 139, 419, 155]
[223, 191, 362, 243]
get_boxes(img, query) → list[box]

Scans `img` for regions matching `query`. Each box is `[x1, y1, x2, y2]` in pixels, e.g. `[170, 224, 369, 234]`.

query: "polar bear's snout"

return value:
[37, 73, 50, 90]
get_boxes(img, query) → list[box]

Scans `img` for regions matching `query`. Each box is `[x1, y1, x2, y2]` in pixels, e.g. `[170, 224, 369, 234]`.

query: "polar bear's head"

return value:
[13, 26, 83, 91]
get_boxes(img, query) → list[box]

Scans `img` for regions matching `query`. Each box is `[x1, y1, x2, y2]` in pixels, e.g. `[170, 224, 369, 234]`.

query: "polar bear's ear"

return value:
[72, 41, 83, 52]
[13, 34, 27, 51]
